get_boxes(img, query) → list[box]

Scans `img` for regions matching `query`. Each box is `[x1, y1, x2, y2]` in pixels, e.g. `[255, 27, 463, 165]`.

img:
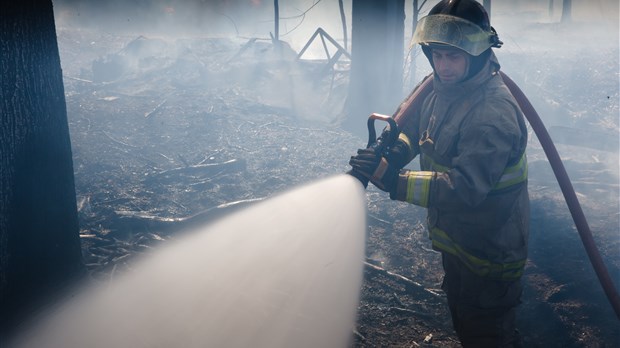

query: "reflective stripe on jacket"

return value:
[421, 152, 528, 191]
[431, 227, 526, 280]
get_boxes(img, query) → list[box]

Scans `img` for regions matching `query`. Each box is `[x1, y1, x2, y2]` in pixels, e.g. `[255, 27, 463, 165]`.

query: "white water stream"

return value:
[11, 174, 367, 348]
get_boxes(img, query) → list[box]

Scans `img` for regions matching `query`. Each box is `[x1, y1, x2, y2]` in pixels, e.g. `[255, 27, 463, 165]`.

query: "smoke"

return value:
[43, 1, 619, 342]
[51, 0, 619, 218]
[490, 1, 619, 180]
[53, 0, 350, 53]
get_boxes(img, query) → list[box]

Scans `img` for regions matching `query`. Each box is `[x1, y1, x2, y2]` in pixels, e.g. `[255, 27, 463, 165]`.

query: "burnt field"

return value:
[57, 23, 619, 347]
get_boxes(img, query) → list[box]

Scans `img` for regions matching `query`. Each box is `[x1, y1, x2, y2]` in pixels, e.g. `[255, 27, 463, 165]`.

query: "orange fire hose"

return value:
[390, 72, 620, 320]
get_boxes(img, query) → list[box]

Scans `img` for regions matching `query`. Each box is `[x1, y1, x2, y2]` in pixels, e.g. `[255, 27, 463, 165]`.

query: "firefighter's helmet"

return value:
[413, 0, 502, 56]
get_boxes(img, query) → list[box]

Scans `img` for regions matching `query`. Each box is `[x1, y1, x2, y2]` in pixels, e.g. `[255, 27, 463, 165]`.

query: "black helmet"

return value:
[413, 0, 502, 56]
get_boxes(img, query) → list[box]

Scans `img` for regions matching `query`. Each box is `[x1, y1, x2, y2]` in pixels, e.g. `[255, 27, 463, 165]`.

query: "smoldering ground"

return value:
[13, 0, 619, 347]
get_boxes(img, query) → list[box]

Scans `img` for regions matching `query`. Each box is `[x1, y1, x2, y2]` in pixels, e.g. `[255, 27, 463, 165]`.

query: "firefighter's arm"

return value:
[390, 126, 515, 208]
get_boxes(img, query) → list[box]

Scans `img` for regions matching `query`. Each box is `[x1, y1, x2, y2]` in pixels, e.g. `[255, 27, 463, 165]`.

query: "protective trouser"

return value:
[441, 253, 523, 348]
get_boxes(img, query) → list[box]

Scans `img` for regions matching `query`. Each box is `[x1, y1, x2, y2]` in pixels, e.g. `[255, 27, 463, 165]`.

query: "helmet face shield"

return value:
[413, 14, 496, 56]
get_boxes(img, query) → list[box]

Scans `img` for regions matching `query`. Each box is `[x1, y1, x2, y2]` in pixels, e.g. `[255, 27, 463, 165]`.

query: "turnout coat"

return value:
[393, 53, 530, 281]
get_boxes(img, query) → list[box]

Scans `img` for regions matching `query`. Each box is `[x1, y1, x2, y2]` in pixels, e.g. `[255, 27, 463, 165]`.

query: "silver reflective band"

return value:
[494, 154, 528, 190]
[405, 171, 433, 207]
[413, 14, 495, 56]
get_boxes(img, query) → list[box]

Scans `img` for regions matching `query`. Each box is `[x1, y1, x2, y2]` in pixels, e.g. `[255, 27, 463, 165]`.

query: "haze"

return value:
[17, 0, 618, 346]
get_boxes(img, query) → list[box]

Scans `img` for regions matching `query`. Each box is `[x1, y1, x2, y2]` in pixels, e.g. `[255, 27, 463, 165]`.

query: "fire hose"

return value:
[500, 72, 620, 320]
[358, 72, 620, 319]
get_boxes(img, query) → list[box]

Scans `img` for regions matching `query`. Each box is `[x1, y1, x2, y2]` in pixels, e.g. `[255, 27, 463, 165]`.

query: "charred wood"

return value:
[145, 159, 246, 184]
[364, 261, 441, 301]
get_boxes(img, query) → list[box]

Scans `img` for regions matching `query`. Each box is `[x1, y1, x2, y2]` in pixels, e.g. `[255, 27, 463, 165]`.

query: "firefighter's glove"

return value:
[381, 131, 414, 170]
[349, 148, 398, 193]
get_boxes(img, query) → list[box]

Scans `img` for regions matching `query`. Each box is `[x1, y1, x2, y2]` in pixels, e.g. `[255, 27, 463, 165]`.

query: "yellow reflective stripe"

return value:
[423, 153, 527, 190]
[396, 133, 414, 163]
[494, 154, 528, 190]
[398, 132, 412, 150]
[432, 228, 526, 279]
[430, 227, 525, 280]
[405, 171, 433, 207]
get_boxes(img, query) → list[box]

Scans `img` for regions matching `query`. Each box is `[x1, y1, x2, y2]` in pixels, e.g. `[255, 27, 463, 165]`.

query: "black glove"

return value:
[379, 129, 413, 170]
[349, 148, 398, 193]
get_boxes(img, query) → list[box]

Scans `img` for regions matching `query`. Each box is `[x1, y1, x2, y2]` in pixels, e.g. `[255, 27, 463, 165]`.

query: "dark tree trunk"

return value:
[561, 0, 572, 23]
[0, 0, 84, 336]
[344, 0, 405, 137]
[273, 0, 279, 41]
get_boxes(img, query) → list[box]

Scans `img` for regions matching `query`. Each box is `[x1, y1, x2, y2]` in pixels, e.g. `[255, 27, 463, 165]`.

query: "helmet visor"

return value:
[413, 14, 494, 56]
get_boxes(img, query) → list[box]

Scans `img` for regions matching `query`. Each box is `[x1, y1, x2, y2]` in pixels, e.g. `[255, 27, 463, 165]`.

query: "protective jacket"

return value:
[393, 53, 529, 281]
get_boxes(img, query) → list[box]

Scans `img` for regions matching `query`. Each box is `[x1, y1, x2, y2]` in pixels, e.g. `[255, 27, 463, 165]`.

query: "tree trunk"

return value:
[549, 0, 554, 19]
[344, 0, 405, 137]
[561, 0, 572, 23]
[0, 0, 84, 336]
[339, 0, 348, 51]
[412, 0, 419, 37]
[273, 0, 279, 41]
[406, 0, 422, 91]
[483, 0, 491, 17]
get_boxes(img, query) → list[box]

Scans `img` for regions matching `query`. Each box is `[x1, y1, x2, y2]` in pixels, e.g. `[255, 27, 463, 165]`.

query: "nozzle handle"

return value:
[366, 113, 398, 149]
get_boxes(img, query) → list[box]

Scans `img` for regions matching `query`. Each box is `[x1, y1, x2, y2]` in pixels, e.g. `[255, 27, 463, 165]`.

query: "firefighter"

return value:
[349, 0, 529, 346]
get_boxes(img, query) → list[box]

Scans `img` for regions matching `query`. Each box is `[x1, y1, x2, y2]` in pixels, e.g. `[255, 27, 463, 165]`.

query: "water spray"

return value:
[9, 175, 367, 348]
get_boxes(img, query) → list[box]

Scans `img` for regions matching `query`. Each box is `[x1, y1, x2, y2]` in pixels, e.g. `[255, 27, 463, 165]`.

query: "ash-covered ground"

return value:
[56, 14, 618, 348]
